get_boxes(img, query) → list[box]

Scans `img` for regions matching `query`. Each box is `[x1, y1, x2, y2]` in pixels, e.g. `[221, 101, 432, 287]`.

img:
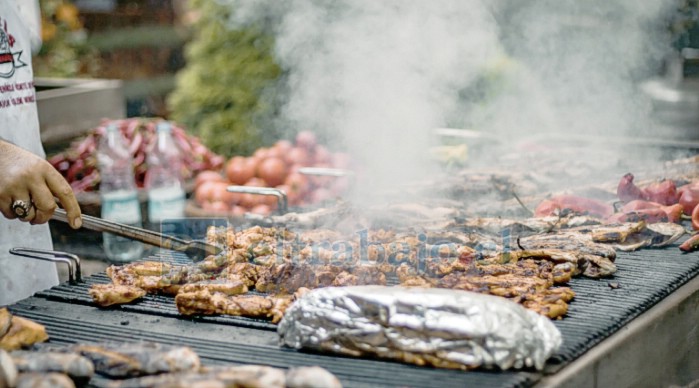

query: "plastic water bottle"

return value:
[145, 121, 186, 228]
[98, 124, 144, 262]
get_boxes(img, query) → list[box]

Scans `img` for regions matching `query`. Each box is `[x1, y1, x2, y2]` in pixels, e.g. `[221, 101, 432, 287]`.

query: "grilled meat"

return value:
[221, 262, 261, 287]
[521, 288, 575, 319]
[0, 309, 10, 338]
[89, 284, 146, 307]
[10, 350, 94, 383]
[70, 342, 200, 378]
[175, 288, 309, 323]
[0, 316, 49, 352]
[0, 349, 18, 388]
[104, 365, 341, 388]
[255, 263, 318, 294]
[285, 366, 343, 388]
[16, 372, 75, 388]
[178, 280, 248, 296]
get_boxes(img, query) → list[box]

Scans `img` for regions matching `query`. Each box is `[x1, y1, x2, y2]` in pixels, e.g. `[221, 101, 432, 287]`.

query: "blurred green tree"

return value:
[167, 0, 282, 157]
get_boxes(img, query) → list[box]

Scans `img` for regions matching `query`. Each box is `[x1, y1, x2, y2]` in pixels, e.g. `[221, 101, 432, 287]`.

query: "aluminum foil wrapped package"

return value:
[278, 286, 561, 371]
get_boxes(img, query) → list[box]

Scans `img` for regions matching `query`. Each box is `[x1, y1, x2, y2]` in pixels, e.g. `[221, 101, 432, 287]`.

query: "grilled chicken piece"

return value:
[0, 309, 11, 338]
[285, 366, 343, 388]
[105, 365, 340, 388]
[350, 265, 387, 286]
[400, 276, 435, 288]
[581, 255, 617, 278]
[176, 288, 309, 323]
[89, 284, 146, 307]
[10, 350, 94, 384]
[221, 262, 261, 288]
[590, 221, 646, 243]
[332, 271, 359, 287]
[0, 350, 18, 388]
[178, 280, 248, 296]
[16, 372, 75, 388]
[70, 342, 200, 378]
[0, 316, 49, 351]
[519, 233, 617, 260]
[521, 290, 573, 319]
[255, 263, 318, 294]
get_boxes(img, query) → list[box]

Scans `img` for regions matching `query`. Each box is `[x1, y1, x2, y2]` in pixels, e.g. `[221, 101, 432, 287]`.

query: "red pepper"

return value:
[679, 233, 699, 252]
[641, 179, 678, 205]
[617, 173, 645, 202]
[621, 200, 661, 212]
[606, 208, 669, 224]
[678, 187, 699, 216]
[662, 204, 684, 224]
[692, 203, 699, 231]
[534, 195, 614, 218]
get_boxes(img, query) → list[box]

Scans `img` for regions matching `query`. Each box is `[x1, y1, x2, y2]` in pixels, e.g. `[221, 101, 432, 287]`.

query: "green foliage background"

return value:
[167, 0, 283, 157]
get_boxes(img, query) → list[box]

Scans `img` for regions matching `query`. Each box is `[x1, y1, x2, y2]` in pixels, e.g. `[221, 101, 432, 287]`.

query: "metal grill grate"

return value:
[16, 237, 699, 387]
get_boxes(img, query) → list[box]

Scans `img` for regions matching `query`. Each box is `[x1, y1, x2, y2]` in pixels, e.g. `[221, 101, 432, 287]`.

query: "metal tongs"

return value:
[51, 209, 222, 262]
[10, 247, 82, 284]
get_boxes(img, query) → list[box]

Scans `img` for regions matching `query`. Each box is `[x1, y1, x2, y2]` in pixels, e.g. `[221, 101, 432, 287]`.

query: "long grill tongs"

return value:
[10, 247, 82, 284]
[51, 208, 222, 262]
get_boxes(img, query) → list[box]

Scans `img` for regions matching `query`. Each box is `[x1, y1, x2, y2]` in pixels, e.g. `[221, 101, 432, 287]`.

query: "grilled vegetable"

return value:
[534, 195, 613, 219]
[679, 233, 699, 252]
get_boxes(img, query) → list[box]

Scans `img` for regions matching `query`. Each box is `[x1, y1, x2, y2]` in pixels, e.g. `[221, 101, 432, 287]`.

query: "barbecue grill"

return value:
[6, 233, 699, 387]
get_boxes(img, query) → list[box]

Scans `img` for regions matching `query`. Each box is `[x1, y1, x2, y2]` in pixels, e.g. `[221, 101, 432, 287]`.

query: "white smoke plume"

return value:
[222, 0, 678, 199]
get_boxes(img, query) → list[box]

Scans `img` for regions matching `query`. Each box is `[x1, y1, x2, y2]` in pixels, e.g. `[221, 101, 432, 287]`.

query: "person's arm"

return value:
[0, 139, 82, 228]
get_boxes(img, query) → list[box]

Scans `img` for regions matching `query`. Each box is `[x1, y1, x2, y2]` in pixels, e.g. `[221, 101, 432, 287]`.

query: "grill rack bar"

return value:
[23, 237, 699, 387]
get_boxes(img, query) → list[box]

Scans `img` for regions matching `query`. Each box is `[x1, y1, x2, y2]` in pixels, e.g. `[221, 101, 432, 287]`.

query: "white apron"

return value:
[0, 0, 59, 306]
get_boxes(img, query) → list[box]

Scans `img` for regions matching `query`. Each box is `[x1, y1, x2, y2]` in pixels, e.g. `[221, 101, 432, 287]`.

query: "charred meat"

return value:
[89, 284, 146, 307]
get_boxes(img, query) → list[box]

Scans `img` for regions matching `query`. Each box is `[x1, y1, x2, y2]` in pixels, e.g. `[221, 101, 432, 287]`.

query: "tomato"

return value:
[310, 187, 333, 204]
[307, 162, 334, 188]
[250, 204, 272, 216]
[274, 140, 293, 154]
[257, 157, 288, 187]
[194, 170, 226, 188]
[331, 152, 351, 169]
[312, 144, 333, 165]
[286, 147, 311, 166]
[195, 181, 221, 205]
[285, 172, 310, 197]
[202, 200, 229, 214]
[230, 205, 248, 217]
[295, 130, 317, 150]
[679, 188, 699, 216]
[205, 182, 236, 205]
[276, 184, 301, 206]
[226, 156, 255, 185]
[330, 176, 351, 196]
[253, 147, 270, 160]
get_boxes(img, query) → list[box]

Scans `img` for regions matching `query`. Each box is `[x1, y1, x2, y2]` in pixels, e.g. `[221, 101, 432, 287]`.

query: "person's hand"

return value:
[0, 140, 82, 228]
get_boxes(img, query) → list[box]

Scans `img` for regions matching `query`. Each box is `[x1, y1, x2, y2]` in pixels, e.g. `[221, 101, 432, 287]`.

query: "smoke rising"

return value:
[224, 0, 677, 200]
